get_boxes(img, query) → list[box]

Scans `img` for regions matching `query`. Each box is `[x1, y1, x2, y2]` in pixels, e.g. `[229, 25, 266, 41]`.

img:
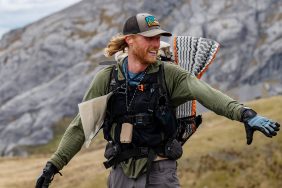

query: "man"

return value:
[36, 13, 280, 188]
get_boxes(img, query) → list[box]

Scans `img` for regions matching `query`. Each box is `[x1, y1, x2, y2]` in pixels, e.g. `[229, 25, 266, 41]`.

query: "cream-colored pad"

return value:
[120, 123, 133, 143]
[78, 92, 113, 148]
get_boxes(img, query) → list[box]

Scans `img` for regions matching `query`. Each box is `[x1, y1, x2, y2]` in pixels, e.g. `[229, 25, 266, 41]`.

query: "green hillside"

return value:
[0, 96, 281, 188]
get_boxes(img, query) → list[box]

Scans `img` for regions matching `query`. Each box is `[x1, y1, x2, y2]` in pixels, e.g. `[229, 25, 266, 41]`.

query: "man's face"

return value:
[129, 35, 161, 64]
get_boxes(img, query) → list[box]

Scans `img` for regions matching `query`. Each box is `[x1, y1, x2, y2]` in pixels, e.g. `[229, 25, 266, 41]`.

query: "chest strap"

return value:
[115, 113, 154, 127]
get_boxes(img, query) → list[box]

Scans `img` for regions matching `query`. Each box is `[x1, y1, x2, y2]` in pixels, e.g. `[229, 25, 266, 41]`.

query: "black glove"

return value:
[241, 108, 280, 145]
[35, 162, 62, 188]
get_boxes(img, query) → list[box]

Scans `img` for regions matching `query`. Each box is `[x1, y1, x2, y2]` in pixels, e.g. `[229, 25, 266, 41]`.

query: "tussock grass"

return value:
[179, 95, 282, 188]
[0, 96, 281, 188]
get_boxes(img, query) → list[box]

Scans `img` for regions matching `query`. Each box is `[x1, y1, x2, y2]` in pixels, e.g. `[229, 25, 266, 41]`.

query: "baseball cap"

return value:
[123, 13, 172, 37]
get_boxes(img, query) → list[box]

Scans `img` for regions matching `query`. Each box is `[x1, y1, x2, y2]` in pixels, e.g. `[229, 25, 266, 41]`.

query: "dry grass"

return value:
[178, 95, 282, 188]
[0, 96, 281, 188]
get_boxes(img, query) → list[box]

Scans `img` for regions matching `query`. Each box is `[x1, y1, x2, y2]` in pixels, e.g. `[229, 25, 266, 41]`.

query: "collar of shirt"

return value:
[117, 56, 161, 81]
[122, 58, 147, 86]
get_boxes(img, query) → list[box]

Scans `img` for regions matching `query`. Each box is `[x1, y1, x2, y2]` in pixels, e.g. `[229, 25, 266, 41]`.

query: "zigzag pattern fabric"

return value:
[173, 36, 220, 118]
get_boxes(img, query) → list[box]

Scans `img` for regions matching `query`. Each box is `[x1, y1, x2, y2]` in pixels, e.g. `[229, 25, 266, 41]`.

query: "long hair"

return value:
[104, 34, 128, 57]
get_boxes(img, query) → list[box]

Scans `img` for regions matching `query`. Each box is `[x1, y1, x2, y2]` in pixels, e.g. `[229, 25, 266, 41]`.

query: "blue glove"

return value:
[241, 108, 280, 145]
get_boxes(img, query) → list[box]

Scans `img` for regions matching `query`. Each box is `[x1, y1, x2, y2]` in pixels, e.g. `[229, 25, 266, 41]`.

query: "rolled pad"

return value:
[173, 36, 220, 118]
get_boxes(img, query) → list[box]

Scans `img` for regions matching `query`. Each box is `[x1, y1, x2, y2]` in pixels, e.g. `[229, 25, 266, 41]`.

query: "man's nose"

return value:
[151, 37, 160, 48]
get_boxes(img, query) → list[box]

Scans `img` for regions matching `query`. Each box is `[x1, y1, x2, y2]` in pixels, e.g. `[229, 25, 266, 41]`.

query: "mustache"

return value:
[147, 48, 159, 52]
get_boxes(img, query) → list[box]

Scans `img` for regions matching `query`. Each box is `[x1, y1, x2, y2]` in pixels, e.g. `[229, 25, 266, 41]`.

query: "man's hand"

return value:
[35, 162, 61, 188]
[241, 108, 280, 145]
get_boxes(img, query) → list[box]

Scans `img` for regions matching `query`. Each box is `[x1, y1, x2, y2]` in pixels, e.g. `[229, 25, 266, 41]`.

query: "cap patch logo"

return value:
[145, 16, 160, 27]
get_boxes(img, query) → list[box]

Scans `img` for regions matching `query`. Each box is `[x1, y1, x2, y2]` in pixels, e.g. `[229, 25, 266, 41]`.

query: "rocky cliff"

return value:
[0, 0, 281, 156]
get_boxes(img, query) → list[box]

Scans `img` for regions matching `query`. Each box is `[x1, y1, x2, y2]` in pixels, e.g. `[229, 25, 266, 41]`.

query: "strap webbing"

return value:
[103, 147, 149, 169]
[145, 149, 156, 188]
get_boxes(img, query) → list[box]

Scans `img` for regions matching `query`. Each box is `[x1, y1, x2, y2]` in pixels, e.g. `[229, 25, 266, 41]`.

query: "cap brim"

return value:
[139, 29, 172, 37]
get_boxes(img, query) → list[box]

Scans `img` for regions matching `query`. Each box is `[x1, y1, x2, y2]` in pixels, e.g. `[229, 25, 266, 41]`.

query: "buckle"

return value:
[133, 113, 153, 126]
[137, 84, 144, 92]
[103, 157, 115, 169]
[135, 114, 144, 125]
[139, 147, 149, 155]
[116, 84, 126, 94]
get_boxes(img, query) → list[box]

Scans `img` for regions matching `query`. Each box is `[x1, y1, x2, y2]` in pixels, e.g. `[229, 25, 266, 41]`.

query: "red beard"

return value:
[131, 45, 158, 65]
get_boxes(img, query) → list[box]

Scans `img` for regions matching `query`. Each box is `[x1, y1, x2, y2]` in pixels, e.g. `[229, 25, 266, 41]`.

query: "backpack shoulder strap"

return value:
[158, 62, 170, 99]
[107, 63, 118, 93]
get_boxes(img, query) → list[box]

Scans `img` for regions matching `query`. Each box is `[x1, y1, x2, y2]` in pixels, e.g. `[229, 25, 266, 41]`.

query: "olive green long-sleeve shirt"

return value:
[49, 59, 243, 176]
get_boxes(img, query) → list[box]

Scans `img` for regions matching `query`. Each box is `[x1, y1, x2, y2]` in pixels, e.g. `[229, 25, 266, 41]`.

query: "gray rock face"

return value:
[0, 0, 281, 156]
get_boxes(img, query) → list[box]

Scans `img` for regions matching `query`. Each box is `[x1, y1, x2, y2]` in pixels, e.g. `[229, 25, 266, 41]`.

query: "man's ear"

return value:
[125, 35, 134, 46]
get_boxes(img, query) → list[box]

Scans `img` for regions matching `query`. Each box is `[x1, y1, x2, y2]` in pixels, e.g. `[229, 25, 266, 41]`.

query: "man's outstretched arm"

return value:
[186, 74, 280, 144]
[165, 63, 280, 144]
